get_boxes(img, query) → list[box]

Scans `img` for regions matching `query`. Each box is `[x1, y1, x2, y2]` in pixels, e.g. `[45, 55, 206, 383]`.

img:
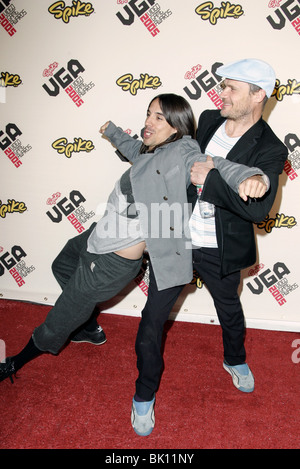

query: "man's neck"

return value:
[224, 116, 258, 138]
[224, 108, 263, 138]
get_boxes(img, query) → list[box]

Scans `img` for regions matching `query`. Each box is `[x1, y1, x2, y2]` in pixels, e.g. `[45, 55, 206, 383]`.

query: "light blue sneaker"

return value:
[223, 362, 255, 393]
[131, 396, 155, 436]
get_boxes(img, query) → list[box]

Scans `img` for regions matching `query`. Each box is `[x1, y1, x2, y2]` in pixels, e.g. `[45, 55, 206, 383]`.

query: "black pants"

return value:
[135, 248, 246, 401]
[33, 225, 142, 354]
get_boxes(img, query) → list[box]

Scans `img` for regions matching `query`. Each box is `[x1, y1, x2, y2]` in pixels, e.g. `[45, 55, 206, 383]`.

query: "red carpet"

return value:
[0, 299, 299, 450]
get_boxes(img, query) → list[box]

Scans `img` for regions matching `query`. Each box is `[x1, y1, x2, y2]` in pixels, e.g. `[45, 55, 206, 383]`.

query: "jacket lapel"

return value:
[226, 118, 264, 162]
[199, 113, 225, 153]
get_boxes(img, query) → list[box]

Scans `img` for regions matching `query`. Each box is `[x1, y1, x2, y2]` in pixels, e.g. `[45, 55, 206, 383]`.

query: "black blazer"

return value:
[188, 110, 288, 277]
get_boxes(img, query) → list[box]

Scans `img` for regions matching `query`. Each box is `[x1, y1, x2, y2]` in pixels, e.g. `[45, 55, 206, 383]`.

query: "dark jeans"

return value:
[135, 247, 246, 401]
[33, 225, 142, 354]
[51, 223, 99, 331]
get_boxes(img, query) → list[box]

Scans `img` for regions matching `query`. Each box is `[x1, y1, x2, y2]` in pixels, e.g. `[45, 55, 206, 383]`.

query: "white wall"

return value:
[1, 0, 300, 332]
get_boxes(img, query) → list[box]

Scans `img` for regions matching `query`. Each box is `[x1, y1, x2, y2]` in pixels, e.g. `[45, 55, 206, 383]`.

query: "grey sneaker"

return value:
[223, 362, 254, 393]
[131, 396, 155, 436]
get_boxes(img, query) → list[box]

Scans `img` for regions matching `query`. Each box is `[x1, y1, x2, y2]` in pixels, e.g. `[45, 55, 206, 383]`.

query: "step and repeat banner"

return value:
[1, 0, 300, 332]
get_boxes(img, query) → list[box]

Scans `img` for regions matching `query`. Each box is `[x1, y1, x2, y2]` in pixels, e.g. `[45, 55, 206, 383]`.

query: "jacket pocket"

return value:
[164, 164, 180, 181]
[228, 221, 251, 235]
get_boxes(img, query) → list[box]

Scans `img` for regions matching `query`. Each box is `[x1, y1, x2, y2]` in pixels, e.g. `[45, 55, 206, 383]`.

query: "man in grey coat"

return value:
[0, 94, 263, 387]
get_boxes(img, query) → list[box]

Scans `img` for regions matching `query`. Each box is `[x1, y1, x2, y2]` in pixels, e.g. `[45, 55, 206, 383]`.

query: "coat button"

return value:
[156, 170, 160, 174]
[176, 251, 181, 255]
[170, 226, 174, 231]
[163, 196, 168, 200]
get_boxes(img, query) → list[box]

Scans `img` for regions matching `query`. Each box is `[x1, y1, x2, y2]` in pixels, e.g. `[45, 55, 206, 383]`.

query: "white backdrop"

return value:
[1, 0, 300, 332]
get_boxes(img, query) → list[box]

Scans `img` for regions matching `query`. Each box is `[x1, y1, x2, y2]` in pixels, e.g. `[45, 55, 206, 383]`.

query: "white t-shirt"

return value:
[189, 122, 240, 248]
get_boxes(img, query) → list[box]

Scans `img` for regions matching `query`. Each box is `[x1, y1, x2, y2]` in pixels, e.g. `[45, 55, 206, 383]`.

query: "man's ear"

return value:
[254, 88, 267, 104]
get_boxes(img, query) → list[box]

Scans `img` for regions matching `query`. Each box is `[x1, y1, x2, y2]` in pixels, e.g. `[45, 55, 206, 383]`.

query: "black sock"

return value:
[134, 393, 154, 402]
[12, 336, 43, 371]
[84, 307, 99, 332]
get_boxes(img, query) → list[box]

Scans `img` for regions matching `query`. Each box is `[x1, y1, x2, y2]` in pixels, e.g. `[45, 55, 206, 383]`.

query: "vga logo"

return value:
[42, 59, 94, 107]
[267, 0, 300, 30]
[42, 59, 84, 97]
[0, 0, 12, 14]
[116, 0, 156, 25]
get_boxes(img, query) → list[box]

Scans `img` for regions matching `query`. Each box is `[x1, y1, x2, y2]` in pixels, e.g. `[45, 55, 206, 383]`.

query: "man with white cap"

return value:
[131, 58, 288, 436]
[187, 57, 287, 390]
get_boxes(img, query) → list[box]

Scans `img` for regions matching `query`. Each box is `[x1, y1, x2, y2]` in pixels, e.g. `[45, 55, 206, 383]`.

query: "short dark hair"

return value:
[141, 93, 196, 153]
[249, 83, 268, 108]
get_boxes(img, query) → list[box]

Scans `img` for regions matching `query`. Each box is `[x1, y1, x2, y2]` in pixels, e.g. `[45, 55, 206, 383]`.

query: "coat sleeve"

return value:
[212, 157, 267, 193]
[176, 138, 206, 187]
[202, 142, 287, 223]
[103, 121, 142, 162]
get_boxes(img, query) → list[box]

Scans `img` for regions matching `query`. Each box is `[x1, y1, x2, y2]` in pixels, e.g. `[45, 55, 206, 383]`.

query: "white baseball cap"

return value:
[217, 59, 276, 98]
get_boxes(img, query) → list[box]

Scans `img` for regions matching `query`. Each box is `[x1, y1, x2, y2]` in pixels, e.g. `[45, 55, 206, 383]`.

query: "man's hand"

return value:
[99, 121, 110, 134]
[190, 155, 214, 185]
[239, 175, 268, 202]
